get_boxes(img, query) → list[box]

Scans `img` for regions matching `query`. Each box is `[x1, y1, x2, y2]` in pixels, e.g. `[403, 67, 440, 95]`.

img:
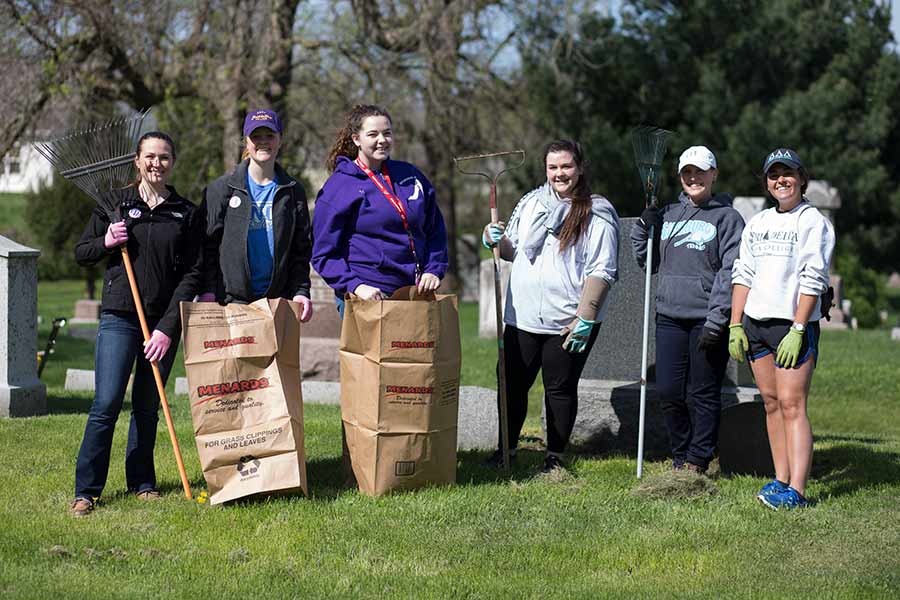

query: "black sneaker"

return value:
[483, 449, 516, 468]
[540, 454, 566, 473]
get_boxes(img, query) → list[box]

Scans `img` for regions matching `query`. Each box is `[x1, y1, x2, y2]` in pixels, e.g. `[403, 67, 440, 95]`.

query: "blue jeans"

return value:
[74, 311, 178, 499]
[655, 314, 728, 470]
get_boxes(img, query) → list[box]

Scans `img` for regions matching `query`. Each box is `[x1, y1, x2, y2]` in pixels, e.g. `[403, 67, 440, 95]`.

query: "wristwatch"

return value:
[791, 322, 806, 333]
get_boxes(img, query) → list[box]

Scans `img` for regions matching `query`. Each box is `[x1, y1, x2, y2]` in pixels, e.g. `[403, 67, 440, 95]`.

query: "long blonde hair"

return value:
[326, 104, 392, 172]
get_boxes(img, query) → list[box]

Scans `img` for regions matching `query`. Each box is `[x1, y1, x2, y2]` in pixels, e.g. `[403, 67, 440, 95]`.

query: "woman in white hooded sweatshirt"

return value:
[729, 148, 835, 510]
[482, 140, 619, 472]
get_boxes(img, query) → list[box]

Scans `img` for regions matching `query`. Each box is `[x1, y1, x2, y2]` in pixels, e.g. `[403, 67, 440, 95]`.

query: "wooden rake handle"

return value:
[119, 245, 192, 499]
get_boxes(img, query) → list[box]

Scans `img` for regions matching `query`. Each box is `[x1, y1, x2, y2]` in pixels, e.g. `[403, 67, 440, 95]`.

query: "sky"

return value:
[893, 0, 900, 43]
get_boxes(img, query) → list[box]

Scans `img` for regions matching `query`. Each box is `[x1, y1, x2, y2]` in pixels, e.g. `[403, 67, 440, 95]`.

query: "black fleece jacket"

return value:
[74, 186, 203, 339]
[200, 159, 311, 303]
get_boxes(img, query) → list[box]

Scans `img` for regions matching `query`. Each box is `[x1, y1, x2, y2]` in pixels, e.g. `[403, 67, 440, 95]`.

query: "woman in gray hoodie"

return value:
[631, 146, 744, 473]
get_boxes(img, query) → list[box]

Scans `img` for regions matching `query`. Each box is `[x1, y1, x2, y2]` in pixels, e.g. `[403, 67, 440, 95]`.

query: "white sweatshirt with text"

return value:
[732, 200, 835, 321]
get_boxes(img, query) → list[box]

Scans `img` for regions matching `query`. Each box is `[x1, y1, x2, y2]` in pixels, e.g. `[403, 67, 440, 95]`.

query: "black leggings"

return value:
[497, 324, 600, 454]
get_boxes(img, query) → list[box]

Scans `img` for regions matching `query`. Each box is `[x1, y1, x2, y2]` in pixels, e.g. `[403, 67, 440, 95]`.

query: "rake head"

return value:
[33, 109, 150, 215]
[453, 150, 526, 183]
[631, 125, 673, 202]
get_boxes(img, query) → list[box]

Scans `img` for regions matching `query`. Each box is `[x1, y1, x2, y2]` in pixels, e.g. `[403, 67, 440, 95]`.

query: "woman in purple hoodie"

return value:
[312, 104, 449, 314]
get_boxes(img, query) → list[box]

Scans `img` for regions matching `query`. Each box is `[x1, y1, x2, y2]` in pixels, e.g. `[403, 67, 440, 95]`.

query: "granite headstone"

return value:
[0, 235, 46, 417]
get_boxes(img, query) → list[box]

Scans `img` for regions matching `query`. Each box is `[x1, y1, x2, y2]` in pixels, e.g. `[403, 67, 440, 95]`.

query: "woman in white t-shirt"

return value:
[729, 148, 835, 510]
[482, 140, 619, 472]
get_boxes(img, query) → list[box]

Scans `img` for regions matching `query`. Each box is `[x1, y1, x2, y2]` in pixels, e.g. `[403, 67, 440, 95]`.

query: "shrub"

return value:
[834, 250, 888, 328]
[24, 177, 98, 286]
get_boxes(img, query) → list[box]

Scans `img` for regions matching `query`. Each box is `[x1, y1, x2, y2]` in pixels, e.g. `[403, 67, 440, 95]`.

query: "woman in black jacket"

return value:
[70, 131, 203, 516]
[197, 108, 313, 320]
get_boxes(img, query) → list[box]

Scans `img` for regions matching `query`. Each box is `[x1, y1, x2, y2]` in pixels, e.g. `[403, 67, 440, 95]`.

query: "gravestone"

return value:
[571, 217, 763, 459]
[64, 369, 96, 392]
[0, 235, 46, 417]
[71, 299, 101, 324]
[300, 268, 341, 380]
[806, 181, 848, 329]
[732, 196, 766, 227]
[583, 217, 656, 382]
[805, 180, 841, 223]
[301, 381, 340, 405]
[717, 399, 774, 476]
[457, 386, 499, 451]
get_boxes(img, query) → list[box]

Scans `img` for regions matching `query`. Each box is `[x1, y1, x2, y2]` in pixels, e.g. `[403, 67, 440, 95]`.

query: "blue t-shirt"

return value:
[247, 173, 277, 298]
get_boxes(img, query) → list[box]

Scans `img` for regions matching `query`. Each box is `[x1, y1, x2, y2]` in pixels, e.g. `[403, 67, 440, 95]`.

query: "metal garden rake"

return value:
[631, 125, 672, 479]
[453, 149, 525, 473]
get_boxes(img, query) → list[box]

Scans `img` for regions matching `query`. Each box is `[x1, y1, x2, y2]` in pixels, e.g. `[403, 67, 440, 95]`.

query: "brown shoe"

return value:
[683, 462, 707, 474]
[69, 497, 94, 517]
[135, 489, 161, 501]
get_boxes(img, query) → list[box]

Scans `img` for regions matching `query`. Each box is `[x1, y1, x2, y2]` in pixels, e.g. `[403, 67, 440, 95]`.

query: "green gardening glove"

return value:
[728, 324, 749, 362]
[775, 328, 804, 369]
[562, 316, 596, 353]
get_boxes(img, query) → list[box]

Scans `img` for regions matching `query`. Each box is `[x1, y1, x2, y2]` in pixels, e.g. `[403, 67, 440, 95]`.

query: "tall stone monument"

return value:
[0, 235, 46, 417]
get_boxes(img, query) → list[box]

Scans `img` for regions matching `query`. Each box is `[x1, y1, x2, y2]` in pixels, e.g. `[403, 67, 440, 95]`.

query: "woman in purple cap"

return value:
[311, 104, 448, 314]
[631, 145, 744, 475]
[198, 109, 313, 320]
[729, 148, 835, 510]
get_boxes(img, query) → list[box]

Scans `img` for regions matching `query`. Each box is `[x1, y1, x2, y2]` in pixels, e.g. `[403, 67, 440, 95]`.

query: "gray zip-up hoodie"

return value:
[631, 192, 744, 330]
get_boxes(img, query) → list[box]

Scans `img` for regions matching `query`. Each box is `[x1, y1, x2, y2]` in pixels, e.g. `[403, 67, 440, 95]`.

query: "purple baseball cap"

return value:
[243, 109, 282, 137]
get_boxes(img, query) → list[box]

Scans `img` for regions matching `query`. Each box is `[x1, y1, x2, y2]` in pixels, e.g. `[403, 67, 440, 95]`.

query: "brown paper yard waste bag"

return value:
[180, 298, 307, 504]
[340, 286, 461, 496]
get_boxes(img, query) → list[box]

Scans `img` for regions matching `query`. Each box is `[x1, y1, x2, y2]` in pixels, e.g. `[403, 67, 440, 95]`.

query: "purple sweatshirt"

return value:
[311, 156, 449, 296]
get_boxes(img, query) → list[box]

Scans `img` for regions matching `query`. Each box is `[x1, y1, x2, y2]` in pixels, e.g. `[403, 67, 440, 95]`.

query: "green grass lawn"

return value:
[3, 281, 898, 598]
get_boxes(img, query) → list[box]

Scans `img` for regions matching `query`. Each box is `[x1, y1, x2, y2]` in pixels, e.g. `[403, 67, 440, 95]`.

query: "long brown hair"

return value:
[326, 104, 393, 172]
[546, 140, 592, 252]
[132, 131, 177, 187]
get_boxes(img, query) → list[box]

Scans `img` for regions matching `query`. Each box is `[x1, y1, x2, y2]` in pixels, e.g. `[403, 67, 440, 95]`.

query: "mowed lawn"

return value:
[1, 281, 898, 598]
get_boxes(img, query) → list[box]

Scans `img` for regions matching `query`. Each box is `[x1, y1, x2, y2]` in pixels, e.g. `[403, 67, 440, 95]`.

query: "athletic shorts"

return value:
[742, 316, 820, 369]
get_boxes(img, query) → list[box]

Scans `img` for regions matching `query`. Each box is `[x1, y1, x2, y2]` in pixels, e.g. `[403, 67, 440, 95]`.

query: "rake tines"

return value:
[631, 125, 673, 202]
[33, 109, 150, 214]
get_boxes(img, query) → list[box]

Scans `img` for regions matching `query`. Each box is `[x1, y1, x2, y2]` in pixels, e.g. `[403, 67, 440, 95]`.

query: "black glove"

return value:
[639, 206, 662, 231]
[820, 286, 835, 321]
[696, 325, 725, 353]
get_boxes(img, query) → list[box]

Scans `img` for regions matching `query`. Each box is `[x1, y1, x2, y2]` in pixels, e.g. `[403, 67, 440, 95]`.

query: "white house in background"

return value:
[0, 142, 53, 193]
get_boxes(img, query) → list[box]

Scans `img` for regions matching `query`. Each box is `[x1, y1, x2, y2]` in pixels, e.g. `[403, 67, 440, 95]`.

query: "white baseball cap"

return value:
[677, 145, 717, 173]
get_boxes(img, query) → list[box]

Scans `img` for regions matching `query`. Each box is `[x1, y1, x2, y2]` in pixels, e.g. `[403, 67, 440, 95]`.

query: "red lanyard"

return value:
[355, 157, 421, 282]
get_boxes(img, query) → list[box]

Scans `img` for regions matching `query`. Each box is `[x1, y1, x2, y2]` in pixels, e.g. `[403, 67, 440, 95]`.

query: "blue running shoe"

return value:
[757, 479, 789, 503]
[759, 486, 809, 511]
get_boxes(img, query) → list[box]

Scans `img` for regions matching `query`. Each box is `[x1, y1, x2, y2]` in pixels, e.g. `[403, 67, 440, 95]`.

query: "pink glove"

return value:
[104, 222, 128, 249]
[143, 330, 172, 363]
[293, 295, 314, 322]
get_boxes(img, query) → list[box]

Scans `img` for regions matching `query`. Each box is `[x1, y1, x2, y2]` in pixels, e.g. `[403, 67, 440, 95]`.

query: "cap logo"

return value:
[250, 113, 273, 122]
[768, 149, 794, 161]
